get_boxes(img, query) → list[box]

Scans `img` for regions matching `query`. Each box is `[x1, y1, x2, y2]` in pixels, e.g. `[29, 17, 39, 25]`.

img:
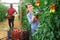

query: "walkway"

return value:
[0, 14, 21, 40]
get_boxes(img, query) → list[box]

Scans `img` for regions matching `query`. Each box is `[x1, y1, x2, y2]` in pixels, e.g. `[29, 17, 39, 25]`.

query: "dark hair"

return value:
[25, 3, 32, 13]
[10, 4, 13, 8]
[26, 3, 32, 8]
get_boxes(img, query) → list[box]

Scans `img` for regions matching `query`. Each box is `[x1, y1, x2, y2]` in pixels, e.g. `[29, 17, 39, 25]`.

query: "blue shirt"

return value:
[27, 12, 38, 30]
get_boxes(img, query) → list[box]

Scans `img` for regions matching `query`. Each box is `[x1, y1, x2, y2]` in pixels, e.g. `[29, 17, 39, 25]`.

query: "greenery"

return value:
[20, 0, 60, 40]
[21, 0, 31, 30]
[0, 4, 7, 22]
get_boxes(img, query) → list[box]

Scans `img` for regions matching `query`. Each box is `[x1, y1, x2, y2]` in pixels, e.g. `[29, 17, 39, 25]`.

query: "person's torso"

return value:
[27, 13, 39, 30]
[8, 8, 15, 16]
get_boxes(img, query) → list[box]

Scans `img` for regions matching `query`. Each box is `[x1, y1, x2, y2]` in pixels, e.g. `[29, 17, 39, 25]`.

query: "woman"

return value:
[26, 3, 39, 36]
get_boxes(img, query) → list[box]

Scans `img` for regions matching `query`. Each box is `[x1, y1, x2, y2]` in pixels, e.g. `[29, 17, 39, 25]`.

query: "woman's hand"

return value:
[32, 16, 39, 22]
[32, 16, 35, 22]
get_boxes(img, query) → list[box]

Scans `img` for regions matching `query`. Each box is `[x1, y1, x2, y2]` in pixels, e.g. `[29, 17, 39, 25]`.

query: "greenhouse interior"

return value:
[0, 0, 60, 40]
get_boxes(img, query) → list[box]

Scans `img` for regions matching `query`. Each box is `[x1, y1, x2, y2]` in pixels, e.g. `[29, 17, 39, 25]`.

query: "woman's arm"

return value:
[32, 16, 39, 22]
[32, 16, 36, 22]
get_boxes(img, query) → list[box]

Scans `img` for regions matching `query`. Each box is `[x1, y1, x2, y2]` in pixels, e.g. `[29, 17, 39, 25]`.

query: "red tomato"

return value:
[50, 5, 53, 10]
[36, 15, 39, 19]
[14, 29, 19, 32]
[50, 4, 56, 10]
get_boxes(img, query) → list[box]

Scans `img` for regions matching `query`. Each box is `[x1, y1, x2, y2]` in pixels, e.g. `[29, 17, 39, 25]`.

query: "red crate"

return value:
[8, 29, 29, 40]
[10, 29, 22, 40]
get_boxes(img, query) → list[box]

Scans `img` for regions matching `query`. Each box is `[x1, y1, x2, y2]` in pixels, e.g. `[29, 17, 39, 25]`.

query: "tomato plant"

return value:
[0, 4, 7, 22]
[20, 0, 60, 40]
